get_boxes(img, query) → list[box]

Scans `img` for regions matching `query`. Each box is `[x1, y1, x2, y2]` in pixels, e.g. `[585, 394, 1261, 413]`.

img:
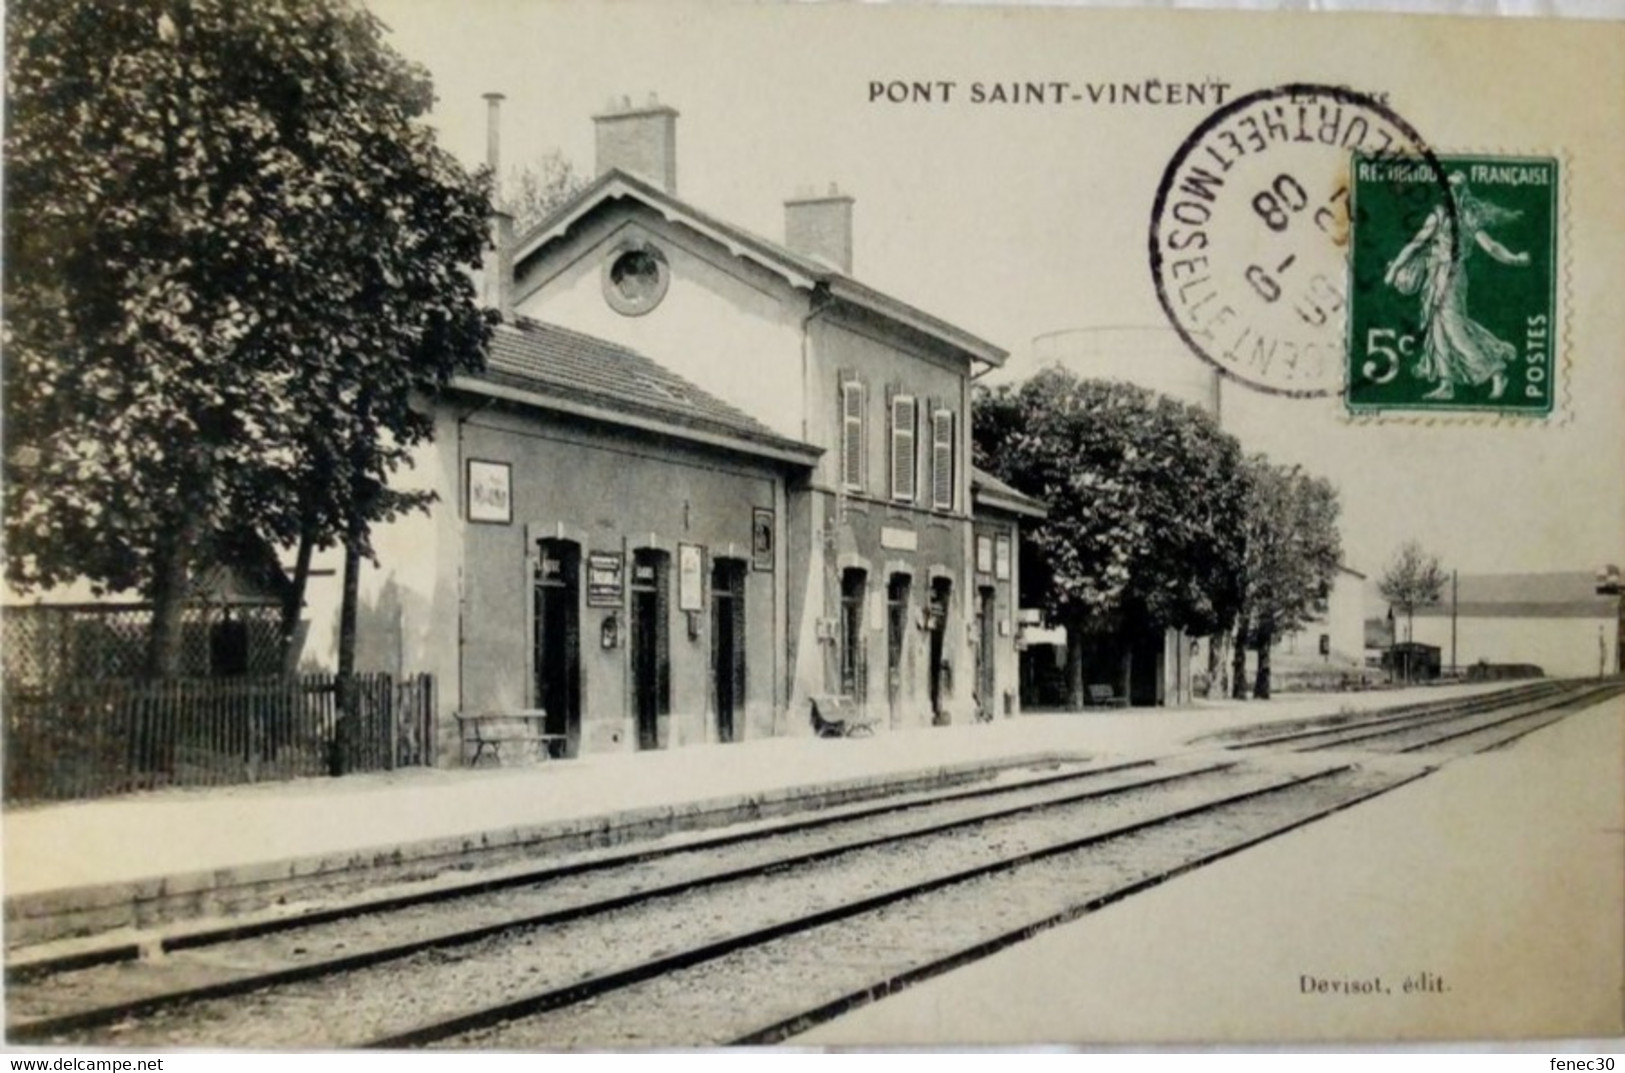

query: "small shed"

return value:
[1382, 641, 1441, 683]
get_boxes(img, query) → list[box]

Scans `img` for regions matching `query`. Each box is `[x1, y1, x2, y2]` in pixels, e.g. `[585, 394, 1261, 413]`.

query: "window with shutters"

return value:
[889, 394, 917, 502]
[840, 379, 865, 492]
[930, 408, 955, 511]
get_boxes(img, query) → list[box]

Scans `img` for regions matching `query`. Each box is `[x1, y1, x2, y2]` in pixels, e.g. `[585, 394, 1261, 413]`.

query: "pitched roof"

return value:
[1411, 571, 1616, 619]
[455, 317, 820, 467]
[512, 168, 1008, 369]
[971, 466, 1047, 519]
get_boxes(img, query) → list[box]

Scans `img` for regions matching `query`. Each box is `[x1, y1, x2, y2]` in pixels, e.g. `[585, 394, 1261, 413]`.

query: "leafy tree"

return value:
[974, 368, 1247, 708]
[506, 151, 588, 235]
[3, 0, 494, 684]
[1230, 458, 1343, 700]
[1378, 539, 1448, 669]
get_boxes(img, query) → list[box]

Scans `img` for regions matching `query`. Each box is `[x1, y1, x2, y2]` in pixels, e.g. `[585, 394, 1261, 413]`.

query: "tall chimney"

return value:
[484, 91, 505, 204]
[593, 93, 679, 193]
[481, 92, 514, 321]
[784, 183, 855, 273]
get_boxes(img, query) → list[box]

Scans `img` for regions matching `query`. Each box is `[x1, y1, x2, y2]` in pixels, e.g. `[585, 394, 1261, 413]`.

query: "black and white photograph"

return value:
[2, 0, 1622, 1054]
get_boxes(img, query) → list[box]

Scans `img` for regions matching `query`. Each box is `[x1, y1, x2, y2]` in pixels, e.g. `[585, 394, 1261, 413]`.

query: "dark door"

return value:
[533, 540, 581, 756]
[886, 574, 910, 728]
[630, 550, 669, 751]
[840, 568, 867, 702]
[928, 577, 952, 723]
[976, 585, 996, 719]
[711, 559, 746, 743]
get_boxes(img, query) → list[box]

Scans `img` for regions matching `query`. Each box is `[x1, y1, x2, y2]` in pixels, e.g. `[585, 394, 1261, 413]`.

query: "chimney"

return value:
[593, 93, 679, 193]
[481, 92, 515, 321]
[784, 182, 855, 273]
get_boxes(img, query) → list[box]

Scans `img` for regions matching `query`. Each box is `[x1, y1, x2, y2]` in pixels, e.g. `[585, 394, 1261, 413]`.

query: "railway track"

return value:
[6, 679, 1613, 1048]
[1223, 679, 1618, 755]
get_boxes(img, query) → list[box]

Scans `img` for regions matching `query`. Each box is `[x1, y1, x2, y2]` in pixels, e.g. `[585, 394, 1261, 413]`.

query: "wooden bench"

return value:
[455, 710, 566, 766]
[810, 694, 878, 739]
[1084, 684, 1130, 709]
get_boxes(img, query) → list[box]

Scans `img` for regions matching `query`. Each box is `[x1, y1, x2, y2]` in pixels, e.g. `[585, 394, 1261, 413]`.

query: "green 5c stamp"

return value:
[1347, 155, 1558, 415]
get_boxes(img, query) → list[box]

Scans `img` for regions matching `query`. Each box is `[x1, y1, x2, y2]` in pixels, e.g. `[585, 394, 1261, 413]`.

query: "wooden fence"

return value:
[3, 673, 435, 804]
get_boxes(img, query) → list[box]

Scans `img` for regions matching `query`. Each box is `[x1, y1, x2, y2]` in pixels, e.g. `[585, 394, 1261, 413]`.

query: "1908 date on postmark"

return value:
[1346, 155, 1559, 415]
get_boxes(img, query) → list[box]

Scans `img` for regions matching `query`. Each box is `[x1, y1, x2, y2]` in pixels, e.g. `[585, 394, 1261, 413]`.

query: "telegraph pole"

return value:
[1598, 564, 1622, 677]
[1449, 569, 1458, 677]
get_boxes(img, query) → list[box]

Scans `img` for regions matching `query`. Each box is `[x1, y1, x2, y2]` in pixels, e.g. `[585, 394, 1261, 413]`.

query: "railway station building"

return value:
[307, 96, 1043, 760]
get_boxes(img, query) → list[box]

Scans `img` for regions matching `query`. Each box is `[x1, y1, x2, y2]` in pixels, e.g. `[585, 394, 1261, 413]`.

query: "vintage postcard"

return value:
[2, 0, 1622, 1054]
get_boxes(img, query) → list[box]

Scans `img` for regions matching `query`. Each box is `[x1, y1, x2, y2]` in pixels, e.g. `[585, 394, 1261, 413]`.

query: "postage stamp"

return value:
[1345, 155, 1559, 416]
[1149, 84, 1452, 399]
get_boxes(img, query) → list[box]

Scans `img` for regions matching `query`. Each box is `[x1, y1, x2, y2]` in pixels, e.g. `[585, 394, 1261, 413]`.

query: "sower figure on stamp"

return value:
[1382, 172, 1530, 401]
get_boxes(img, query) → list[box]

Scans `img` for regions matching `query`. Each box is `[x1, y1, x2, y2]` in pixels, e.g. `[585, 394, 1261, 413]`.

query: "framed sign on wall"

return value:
[976, 534, 994, 575]
[467, 459, 512, 525]
[678, 543, 705, 611]
[752, 508, 774, 571]
[586, 551, 624, 607]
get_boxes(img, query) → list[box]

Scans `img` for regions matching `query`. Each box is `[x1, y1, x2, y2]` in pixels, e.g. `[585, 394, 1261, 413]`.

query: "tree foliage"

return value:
[973, 368, 1248, 704]
[3, 0, 494, 674]
[1231, 456, 1343, 699]
[1378, 539, 1448, 642]
[505, 150, 588, 235]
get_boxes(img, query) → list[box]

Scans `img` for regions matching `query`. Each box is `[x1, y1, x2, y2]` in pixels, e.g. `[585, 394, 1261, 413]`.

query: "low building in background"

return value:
[1409, 572, 1619, 680]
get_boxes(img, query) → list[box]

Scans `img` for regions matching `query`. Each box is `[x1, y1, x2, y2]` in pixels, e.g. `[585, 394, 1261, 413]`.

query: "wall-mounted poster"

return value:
[752, 508, 774, 571]
[678, 543, 704, 611]
[467, 460, 511, 525]
[995, 535, 1012, 581]
[976, 534, 994, 575]
[586, 551, 624, 607]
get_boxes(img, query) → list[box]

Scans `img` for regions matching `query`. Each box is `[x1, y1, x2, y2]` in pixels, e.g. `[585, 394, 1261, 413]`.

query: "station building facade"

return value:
[494, 98, 1039, 735]
[310, 97, 1044, 761]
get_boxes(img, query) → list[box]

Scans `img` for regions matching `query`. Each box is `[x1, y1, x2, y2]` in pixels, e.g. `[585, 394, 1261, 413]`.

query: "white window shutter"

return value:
[931, 408, 954, 511]
[842, 380, 864, 490]
[891, 395, 916, 502]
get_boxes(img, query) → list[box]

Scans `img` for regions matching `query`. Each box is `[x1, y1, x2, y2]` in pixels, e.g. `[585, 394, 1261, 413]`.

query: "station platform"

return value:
[1, 682, 1511, 952]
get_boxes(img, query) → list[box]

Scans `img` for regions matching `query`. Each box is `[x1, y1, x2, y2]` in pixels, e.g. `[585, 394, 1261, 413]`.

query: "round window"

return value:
[602, 243, 670, 316]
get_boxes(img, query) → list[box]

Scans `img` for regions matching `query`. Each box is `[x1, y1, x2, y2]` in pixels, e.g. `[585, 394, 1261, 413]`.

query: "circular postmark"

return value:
[1149, 84, 1455, 398]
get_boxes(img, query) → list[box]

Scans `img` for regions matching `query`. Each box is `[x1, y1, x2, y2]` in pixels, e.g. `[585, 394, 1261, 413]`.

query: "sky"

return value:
[365, 0, 1624, 582]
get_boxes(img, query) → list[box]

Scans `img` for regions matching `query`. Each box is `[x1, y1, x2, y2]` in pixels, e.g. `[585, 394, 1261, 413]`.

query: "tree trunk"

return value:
[278, 522, 316, 672]
[1066, 621, 1086, 711]
[1253, 626, 1274, 699]
[332, 517, 363, 776]
[1230, 618, 1249, 700]
[146, 513, 204, 679]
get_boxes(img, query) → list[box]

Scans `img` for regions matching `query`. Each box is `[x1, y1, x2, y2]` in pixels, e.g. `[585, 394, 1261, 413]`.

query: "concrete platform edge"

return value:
[4, 748, 1086, 949]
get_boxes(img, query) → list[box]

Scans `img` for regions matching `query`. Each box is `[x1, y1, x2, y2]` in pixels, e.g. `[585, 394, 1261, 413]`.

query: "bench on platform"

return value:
[455, 710, 566, 766]
[810, 694, 878, 739]
[1084, 684, 1130, 709]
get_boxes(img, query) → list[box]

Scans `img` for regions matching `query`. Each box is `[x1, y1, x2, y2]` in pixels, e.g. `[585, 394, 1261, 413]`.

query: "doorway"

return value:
[975, 585, 996, 719]
[886, 574, 911, 728]
[630, 549, 670, 750]
[533, 540, 581, 756]
[839, 568, 867, 702]
[711, 558, 746, 743]
[928, 576, 952, 723]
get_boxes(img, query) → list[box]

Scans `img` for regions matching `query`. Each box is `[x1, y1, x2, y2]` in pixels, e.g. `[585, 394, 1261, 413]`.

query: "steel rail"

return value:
[1392, 683, 1623, 755]
[361, 763, 1354, 1049]
[5, 758, 1229, 1042]
[1301, 682, 1603, 753]
[735, 767, 1436, 1046]
[1226, 681, 1566, 751]
[4, 753, 1152, 984]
